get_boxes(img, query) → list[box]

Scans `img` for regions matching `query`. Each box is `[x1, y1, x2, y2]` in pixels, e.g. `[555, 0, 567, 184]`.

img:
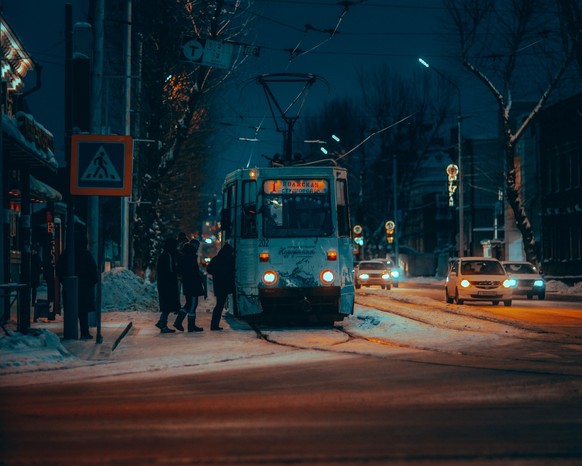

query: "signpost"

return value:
[70, 134, 133, 196]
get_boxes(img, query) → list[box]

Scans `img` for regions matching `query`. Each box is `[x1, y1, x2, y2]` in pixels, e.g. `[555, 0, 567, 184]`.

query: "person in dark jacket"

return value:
[155, 237, 181, 333]
[206, 242, 235, 331]
[56, 234, 98, 339]
[173, 239, 206, 332]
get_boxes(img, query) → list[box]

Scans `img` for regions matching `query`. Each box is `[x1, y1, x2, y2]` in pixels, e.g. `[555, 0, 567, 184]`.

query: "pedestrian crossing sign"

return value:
[71, 134, 133, 196]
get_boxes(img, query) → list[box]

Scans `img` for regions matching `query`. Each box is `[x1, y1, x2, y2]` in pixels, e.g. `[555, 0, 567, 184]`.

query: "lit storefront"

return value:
[1, 14, 62, 333]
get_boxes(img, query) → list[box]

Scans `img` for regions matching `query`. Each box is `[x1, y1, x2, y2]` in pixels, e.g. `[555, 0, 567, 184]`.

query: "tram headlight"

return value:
[262, 270, 279, 285]
[320, 269, 335, 285]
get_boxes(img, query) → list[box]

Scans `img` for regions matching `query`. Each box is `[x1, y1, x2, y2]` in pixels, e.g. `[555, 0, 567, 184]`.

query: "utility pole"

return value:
[64, 3, 79, 339]
[392, 153, 399, 267]
[120, 0, 132, 268]
[90, 0, 105, 344]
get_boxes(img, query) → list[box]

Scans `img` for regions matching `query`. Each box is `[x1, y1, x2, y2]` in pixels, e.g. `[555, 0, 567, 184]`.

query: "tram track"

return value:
[248, 297, 582, 378]
[356, 289, 582, 344]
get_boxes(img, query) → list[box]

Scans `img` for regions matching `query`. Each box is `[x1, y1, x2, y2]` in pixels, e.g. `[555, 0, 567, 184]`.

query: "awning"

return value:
[2, 113, 58, 172]
[30, 175, 62, 202]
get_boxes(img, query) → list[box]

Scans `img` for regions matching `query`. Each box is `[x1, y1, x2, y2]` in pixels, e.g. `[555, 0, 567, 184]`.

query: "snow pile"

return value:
[101, 267, 158, 312]
[546, 279, 582, 295]
[0, 328, 74, 371]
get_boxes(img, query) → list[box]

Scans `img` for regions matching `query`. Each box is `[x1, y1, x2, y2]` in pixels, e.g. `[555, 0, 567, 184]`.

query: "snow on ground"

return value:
[1, 269, 581, 380]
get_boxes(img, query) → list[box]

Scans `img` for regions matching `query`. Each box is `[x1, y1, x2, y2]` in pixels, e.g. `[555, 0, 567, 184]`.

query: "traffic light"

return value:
[352, 224, 363, 255]
[385, 220, 395, 244]
[353, 224, 364, 246]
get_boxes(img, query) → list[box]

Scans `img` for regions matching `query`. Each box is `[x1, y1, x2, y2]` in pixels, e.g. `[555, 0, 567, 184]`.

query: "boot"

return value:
[173, 311, 186, 331]
[188, 315, 203, 332]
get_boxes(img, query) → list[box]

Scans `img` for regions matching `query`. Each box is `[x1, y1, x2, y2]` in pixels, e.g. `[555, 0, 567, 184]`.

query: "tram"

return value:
[219, 165, 355, 324]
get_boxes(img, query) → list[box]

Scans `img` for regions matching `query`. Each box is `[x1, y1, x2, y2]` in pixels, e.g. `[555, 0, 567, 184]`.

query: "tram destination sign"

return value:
[264, 179, 329, 195]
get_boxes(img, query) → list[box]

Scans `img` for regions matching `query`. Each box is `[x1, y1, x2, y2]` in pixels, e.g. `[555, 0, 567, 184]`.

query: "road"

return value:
[1, 283, 581, 465]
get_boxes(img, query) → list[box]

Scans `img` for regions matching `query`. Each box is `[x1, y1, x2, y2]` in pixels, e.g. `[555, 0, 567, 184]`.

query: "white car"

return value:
[502, 261, 546, 300]
[445, 257, 514, 306]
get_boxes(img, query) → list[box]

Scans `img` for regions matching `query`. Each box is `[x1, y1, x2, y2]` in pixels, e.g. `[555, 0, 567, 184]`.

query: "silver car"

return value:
[355, 260, 392, 290]
[502, 261, 546, 300]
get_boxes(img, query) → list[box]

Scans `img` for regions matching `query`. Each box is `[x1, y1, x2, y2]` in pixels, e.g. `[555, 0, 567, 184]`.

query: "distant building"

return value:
[537, 92, 582, 283]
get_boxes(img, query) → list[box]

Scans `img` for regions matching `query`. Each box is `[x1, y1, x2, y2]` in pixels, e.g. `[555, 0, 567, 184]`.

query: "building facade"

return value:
[538, 92, 582, 282]
[1, 14, 63, 332]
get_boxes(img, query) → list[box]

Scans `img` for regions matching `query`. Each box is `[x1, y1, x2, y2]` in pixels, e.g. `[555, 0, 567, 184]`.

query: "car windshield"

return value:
[504, 263, 537, 274]
[460, 260, 505, 275]
[359, 262, 386, 270]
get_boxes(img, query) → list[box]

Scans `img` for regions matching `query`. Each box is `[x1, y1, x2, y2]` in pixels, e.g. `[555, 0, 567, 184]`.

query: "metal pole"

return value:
[393, 153, 399, 266]
[120, 0, 132, 268]
[91, 0, 105, 344]
[64, 3, 79, 340]
[457, 101, 464, 258]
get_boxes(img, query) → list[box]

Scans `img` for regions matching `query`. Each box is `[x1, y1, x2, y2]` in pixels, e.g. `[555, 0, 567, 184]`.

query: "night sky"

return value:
[3, 1, 495, 183]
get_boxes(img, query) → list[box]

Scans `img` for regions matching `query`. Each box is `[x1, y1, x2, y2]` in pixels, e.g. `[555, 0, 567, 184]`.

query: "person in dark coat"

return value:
[56, 234, 98, 339]
[155, 237, 181, 333]
[173, 239, 206, 332]
[206, 242, 235, 331]
[30, 243, 43, 307]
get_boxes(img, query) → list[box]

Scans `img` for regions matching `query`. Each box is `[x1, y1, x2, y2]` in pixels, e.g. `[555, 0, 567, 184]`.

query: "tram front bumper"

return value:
[259, 286, 341, 316]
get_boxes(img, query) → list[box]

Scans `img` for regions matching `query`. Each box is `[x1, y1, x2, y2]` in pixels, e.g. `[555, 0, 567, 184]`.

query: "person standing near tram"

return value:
[155, 237, 181, 334]
[206, 242, 235, 331]
[173, 239, 206, 332]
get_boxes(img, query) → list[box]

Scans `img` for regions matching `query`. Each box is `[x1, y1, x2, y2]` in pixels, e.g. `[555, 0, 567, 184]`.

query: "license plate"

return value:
[477, 291, 495, 296]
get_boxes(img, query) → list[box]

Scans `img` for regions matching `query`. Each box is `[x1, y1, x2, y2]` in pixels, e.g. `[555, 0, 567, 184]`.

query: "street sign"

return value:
[180, 36, 233, 70]
[70, 134, 133, 196]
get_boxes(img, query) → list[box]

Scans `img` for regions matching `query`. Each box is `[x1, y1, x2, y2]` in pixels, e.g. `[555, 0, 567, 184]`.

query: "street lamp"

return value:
[419, 58, 464, 257]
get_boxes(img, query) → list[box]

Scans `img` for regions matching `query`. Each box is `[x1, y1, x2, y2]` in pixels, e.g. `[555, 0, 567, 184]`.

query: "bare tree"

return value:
[557, 0, 582, 76]
[445, 0, 574, 263]
[132, 0, 254, 274]
[355, 64, 451, 254]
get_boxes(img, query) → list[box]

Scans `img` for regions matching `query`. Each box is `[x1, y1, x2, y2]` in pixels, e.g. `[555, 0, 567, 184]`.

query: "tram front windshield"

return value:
[262, 179, 333, 238]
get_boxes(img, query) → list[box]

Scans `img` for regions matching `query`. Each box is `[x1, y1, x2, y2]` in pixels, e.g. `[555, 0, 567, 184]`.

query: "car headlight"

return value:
[460, 279, 471, 288]
[534, 279, 545, 287]
[390, 270, 400, 279]
[320, 269, 335, 285]
[382, 273, 391, 280]
[503, 278, 516, 288]
[262, 270, 279, 285]
[360, 273, 369, 280]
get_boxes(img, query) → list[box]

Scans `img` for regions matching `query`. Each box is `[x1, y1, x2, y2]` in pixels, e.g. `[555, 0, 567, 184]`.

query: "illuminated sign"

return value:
[264, 179, 329, 195]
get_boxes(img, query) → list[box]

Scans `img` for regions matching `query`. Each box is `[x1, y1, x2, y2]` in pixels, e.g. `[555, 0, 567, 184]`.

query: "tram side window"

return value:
[222, 183, 236, 241]
[241, 180, 257, 238]
[336, 179, 350, 237]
